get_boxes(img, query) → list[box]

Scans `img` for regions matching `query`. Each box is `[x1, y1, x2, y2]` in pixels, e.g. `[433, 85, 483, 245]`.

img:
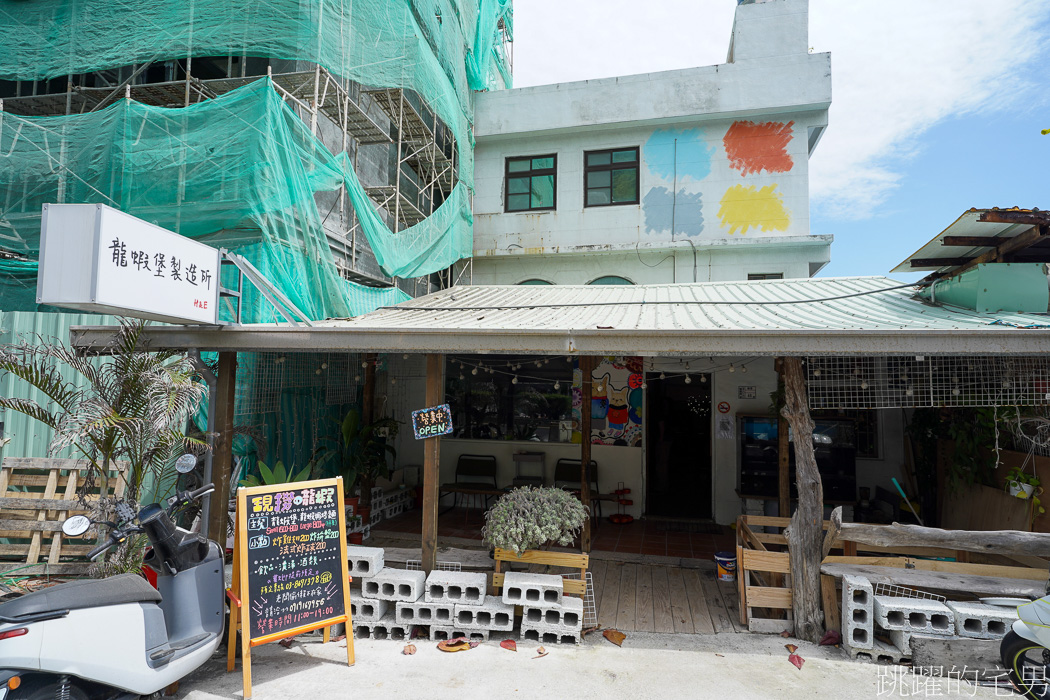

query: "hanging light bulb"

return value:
[952, 388, 960, 396]
[554, 381, 561, 390]
[535, 361, 542, 368]
[391, 377, 397, 385]
[729, 364, 736, 373]
[471, 367, 478, 376]
[813, 368, 821, 377]
[659, 372, 665, 380]
[315, 368, 322, 375]
[361, 361, 368, 368]
[402, 354, 409, 360]
[354, 375, 361, 382]
[641, 381, 648, 390]
[741, 365, 747, 374]
[684, 375, 692, 384]
[700, 375, 707, 383]
[321, 363, 328, 369]
[905, 387, 914, 397]
[685, 361, 691, 370]
[459, 373, 465, 380]
[860, 381, 869, 390]
[511, 376, 518, 385]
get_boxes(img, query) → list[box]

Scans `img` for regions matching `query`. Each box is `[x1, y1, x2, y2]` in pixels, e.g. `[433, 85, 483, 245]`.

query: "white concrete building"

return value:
[470, 0, 832, 287]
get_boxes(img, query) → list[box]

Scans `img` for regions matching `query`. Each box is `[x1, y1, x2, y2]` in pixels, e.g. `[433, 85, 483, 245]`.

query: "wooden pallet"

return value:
[0, 457, 129, 576]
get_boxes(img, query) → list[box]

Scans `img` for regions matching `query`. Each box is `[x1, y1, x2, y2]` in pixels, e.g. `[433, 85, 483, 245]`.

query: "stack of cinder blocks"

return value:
[841, 574, 1017, 664]
[504, 571, 583, 644]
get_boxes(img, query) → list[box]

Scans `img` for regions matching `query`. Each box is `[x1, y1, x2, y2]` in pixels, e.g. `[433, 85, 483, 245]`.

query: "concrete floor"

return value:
[177, 632, 1006, 700]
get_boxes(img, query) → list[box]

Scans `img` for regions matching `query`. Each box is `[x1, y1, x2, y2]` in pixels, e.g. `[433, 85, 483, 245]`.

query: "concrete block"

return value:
[369, 509, 382, 526]
[361, 568, 426, 602]
[347, 545, 384, 578]
[909, 634, 1006, 680]
[430, 626, 489, 642]
[521, 596, 584, 632]
[396, 600, 454, 626]
[384, 503, 403, 519]
[842, 574, 874, 650]
[846, 638, 911, 665]
[945, 601, 1016, 639]
[520, 627, 580, 645]
[425, 570, 487, 605]
[351, 598, 388, 623]
[454, 598, 516, 631]
[874, 596, 954, 636]
[502, 571, 563, 608]
[353, 612, 408, 641]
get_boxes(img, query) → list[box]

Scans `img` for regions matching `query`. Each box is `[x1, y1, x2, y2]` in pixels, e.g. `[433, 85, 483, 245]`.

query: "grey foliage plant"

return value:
[481, 486, 589, 555]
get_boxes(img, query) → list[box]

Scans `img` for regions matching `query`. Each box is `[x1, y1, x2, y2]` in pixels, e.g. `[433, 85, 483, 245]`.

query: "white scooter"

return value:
[0, 457, 224, 700]
[1001, 578, 1050, 699]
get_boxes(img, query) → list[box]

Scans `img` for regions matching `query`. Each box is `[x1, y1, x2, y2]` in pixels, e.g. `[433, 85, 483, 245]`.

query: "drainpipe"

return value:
[189, 349, 217, 538]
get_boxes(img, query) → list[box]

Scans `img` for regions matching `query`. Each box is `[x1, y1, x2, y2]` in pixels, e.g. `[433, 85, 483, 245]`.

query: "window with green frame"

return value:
[505, 155, 556, 212]
[584, 147, 639, 207]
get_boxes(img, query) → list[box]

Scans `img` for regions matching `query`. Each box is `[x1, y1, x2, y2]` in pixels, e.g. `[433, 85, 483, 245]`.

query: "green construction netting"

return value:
[0, 79, 491, 318]
[0, 0, 515, 314]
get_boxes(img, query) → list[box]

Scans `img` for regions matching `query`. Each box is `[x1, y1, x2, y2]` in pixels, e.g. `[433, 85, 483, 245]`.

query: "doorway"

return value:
[645, 373, 713, 519]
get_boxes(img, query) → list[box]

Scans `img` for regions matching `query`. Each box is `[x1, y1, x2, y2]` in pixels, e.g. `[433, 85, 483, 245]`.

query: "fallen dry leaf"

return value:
[468, 640, 480, 649]
[715, 653, 724, 657]
[603, 629, 626, 647]
[784, 644, 798, 653]
[780, 630, 791, 638]
[533, 646, 549, 659]
[402, 644, 417, 655]
[819, 630, 841, 647]
[437, 639, 472, 653]
[581, 626, 602, 639]
[788, 653, 804, 670]
[500, 639, 517, 652]
[278, 638, 295, 649]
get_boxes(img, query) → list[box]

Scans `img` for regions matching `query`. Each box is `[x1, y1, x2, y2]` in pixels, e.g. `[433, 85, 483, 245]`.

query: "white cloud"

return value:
[808, 0, 1050, 220]
[510, 0, 1050, 220]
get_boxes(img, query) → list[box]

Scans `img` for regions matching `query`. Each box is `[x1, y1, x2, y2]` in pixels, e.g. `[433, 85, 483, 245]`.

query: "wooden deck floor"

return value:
[589, 559, 745, 634]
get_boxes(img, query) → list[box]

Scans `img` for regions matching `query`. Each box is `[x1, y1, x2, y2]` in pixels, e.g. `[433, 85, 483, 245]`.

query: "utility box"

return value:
[37, 203, 221, 324]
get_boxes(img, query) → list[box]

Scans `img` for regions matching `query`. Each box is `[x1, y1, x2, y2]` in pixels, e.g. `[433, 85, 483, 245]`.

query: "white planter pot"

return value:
[1008, 481, 1035, 498]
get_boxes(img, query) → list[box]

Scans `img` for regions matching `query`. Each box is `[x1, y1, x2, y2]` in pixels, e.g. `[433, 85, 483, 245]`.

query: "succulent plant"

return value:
[481, 486, 588, 555]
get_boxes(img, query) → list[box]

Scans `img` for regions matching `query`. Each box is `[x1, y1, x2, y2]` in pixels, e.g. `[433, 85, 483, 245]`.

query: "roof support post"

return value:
[421, 353, 445, 574]
[775, 358, 790, 518]
[359, 353, 378, 510]
[781, 356, 824, 643]
[207, 351, 237, 549]
[579, 356, 594, 553]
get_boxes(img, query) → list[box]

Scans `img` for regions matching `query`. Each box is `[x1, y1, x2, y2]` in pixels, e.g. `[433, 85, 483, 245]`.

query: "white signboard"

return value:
[37, 203, 221, 324]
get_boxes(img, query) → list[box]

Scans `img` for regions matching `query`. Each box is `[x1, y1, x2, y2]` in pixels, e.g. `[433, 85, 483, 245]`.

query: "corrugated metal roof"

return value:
[891, 208, 1048, 273]
[321, 276, 1048, 332]
[69, 276, 1050, 357]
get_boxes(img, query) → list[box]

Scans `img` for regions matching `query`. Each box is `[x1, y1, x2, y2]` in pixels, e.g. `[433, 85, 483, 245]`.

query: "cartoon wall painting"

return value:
[572, 357, 643, 447]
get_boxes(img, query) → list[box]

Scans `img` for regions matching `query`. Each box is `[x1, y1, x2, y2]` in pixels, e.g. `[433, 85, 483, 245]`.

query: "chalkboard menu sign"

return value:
[227, 477, 354, 699]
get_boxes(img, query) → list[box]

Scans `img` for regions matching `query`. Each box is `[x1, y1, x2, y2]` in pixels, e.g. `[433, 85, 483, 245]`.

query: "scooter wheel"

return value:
[1001, 630, 1050, 700]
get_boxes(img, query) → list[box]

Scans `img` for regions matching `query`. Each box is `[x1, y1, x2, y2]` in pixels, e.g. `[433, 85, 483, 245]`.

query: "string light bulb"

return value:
[459, 373, 465, 380]
[354, 375, 360, 382]
[684, 375, 692, 384]
[472, 367, 478, 376]
[659, 372, 666, 380]
[729, 364, 736, 373]
[511, 376, 518, 385]
[700, 375, 707, 383]
[391, 377, 397, 385]
[361, 361, 368, 368]
[813, 369, 821, 377]
[402, 354, 409, 360]
[860, 381, 869, 390]
[741, 365, 747, 374]
[554, 381, 561, 390]
[641, 381, 648, 390]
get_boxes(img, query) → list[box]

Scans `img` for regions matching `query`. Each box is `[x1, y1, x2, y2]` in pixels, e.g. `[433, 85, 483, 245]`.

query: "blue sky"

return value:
[512, 0, 1050, 282]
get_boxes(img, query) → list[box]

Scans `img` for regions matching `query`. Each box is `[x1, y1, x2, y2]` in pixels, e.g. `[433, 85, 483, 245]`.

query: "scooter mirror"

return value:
[175, 453, 197, 474]
[62, 515, 91, 537]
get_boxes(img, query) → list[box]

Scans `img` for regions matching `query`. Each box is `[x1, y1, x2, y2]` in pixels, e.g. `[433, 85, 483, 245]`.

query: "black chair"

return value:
[554, 458, 601, 519]
[439, 454, 500, 514]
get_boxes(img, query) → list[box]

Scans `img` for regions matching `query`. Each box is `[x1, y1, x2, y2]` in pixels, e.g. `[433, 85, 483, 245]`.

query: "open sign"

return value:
[412, 404, 453, 440]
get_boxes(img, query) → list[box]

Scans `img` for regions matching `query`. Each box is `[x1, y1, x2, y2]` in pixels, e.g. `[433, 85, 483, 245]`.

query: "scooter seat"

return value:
[0, 573, 161, 619]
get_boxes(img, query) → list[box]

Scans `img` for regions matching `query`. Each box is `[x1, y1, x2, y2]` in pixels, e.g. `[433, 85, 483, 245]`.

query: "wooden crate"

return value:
[0, 457, 129, 576]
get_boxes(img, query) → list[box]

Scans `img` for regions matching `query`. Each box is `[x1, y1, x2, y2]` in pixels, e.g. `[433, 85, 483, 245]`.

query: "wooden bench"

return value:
[491, 548, 589, 598]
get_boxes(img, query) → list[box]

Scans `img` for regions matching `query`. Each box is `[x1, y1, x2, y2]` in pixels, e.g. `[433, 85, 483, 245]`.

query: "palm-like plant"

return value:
[0, 317, 207, 507]
[316, 408, 398, 507]
[237, 459, 313, 488]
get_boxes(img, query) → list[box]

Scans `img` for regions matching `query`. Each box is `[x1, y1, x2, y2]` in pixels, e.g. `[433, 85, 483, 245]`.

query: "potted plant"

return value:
[481, 486, 589, 555]
[237, 460, 313, 488]
[1005, 464, 1046, 523]
[316, 408, 399, 521]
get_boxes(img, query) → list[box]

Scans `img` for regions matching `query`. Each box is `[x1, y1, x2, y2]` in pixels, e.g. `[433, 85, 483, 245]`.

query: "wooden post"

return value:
[207, 351, 237, 548]
[780, 356, 825, 643]
[421, 354, 444, 574]
[775, 358, 791, 518]
[579, 356, 594, 552]
[362, 352, 377, 424]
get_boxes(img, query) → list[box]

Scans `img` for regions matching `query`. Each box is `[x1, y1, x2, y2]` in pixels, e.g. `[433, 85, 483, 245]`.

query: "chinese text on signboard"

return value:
[412, 404, 453, 440]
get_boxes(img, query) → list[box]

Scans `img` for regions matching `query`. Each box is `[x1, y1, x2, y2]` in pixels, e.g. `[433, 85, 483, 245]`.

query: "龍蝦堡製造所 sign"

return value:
[412, 404, 453, 440]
